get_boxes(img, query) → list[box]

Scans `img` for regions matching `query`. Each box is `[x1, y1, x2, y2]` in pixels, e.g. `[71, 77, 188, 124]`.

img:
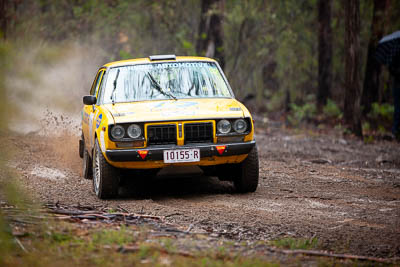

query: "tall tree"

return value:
[344, 0, 362, 137]
[0, 0, 21, 40]
[196, 0, 225, 69]
[317, 0, 332, 110]
[0, 0, 9, 39]
[361, 0, 390, 115]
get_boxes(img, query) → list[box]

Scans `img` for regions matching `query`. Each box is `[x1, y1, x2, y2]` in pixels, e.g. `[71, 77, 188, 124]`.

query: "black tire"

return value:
[82, 140, 92, 180]
[234, 145, 259, 193]
[92, 139, 119, 199]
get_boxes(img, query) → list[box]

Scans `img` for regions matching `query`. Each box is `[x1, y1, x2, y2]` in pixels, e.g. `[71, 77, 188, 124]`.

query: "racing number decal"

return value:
[96, 113, 106, 152]
[96, 114, 103, 129]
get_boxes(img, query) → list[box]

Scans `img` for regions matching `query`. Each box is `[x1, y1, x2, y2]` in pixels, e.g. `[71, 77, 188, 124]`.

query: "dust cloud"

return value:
[6, 42, 106, 136]
[5, 42, 108, 175]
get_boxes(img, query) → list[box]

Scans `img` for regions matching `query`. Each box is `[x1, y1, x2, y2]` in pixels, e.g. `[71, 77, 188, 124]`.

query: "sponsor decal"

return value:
[82, 111, 90, 124]
[96, 114, 103, 129]
[113, 112, 135, 117]
[150, 101, 199, 117]
[162, 110, 196, 117]
[230, 107, 241, 111]
[133, 62, 211, 71]
[150, 101, 199, 111]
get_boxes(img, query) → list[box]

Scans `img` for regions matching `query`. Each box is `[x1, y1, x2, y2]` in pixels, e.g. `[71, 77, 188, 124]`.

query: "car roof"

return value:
[102, 56, 217, 68]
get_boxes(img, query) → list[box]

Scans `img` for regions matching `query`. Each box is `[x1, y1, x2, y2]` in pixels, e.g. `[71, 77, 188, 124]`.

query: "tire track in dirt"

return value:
[7, 128, 400, 258]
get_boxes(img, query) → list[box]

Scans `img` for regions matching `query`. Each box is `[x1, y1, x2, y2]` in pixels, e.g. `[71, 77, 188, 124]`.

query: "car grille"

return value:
[184, 122, 213, 144]
[147, 124, 177, 145]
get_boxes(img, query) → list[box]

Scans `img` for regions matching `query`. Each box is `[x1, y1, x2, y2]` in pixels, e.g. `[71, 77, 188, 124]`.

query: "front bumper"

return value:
[105, 141, 256, 162]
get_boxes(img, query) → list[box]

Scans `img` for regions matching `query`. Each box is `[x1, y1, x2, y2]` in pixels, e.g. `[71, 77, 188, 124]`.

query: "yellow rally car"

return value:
[80, 55, 259, 199]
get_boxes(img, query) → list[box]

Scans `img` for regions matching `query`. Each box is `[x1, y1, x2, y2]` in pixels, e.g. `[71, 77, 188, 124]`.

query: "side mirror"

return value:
[83, 95, 97, 105]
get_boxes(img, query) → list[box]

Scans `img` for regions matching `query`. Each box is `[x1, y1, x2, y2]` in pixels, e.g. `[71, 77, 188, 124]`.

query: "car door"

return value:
[82, 68, 105, 154]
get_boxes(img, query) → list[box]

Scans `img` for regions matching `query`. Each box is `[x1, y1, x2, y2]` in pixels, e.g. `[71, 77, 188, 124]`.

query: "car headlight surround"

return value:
[233, 119, 247, 134]
[111, 125, 125, 139]
[217, 119, 232, 134]
[127, 124, 142, 139]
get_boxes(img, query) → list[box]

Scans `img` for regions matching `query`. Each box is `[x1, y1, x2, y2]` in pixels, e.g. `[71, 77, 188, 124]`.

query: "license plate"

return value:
[163, 149, 200, 163]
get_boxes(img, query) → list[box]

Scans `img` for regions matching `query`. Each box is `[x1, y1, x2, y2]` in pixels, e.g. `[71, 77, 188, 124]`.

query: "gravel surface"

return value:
[7, 124, 400, 259]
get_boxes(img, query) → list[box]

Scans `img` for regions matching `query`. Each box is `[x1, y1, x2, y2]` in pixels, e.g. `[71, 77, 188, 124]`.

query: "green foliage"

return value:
[0, 40, 18, 265]
[369, 103, 394, 121]
[48, 231, 73, 243]
[119, 49, 132, 60]
[182, 40, 193, 52]
[0, 41, 12, 128]
[267, 91, 286, 111]
[377, 125, 387, 134]
[342, 127, 352, 135]
[138, 244, 151, 259]
[0, 211, 15, 265]
[270, 237, 319, 250]
[365, 103, 394, 134]
[8, 0, 396, 115]
[92, 226, 134, 246]
[362, 121, 371, 132]
[2, 223, 284, 266]
[287, 97, 317, 126]
[363, 135, 374, 144]
[160, 237, 176, 253]
[323, 99, 342, 119]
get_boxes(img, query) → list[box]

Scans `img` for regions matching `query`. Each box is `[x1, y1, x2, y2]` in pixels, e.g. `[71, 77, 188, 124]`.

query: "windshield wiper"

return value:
[111, 69, 120, 105]
[147, 72, 177, 101]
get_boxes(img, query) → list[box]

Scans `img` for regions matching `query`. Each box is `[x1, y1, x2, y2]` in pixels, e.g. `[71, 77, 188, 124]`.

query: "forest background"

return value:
[1, 0, 400, 138]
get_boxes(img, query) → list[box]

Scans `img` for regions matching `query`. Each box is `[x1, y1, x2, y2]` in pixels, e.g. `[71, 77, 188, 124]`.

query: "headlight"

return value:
[111, 125, 125, 139]
[127, 124, 142, 139]
[217, 119, 231, 134]
[233, 119, 247, 134]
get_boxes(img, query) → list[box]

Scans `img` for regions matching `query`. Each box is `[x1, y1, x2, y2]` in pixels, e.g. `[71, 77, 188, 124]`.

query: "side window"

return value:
[89, 70, 105, 96]
[97, 70, 108, 104]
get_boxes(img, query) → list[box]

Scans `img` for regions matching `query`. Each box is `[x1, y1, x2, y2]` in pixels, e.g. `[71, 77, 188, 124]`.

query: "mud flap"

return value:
[79, 139, 84, 158]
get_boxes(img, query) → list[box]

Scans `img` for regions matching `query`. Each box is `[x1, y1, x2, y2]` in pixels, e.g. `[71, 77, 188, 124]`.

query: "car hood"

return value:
[104, 98, 245, 124]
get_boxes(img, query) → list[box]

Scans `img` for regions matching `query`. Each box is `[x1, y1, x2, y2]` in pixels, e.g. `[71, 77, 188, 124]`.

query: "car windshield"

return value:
[101, 61, 232, 103]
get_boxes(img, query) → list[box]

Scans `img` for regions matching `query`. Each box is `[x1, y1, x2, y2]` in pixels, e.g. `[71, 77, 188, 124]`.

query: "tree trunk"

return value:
[361, 0, 390, 115]
[317, 0, 332, 111]
[196, 0, 225, 69]
[344, 0, 362, 137]
[0, 0, 8, 39]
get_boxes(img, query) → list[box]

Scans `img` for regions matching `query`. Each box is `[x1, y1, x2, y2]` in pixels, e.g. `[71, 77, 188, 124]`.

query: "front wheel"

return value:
[234, 145, 259, 193]
[92, 139, 119, 199]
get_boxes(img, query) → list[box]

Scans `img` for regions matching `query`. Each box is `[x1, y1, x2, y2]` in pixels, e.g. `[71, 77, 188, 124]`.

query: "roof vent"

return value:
[149, 54, 176, 61]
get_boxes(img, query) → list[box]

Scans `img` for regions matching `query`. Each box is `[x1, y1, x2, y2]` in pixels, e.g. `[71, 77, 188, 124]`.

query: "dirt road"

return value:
[8, 123, 400, 258]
